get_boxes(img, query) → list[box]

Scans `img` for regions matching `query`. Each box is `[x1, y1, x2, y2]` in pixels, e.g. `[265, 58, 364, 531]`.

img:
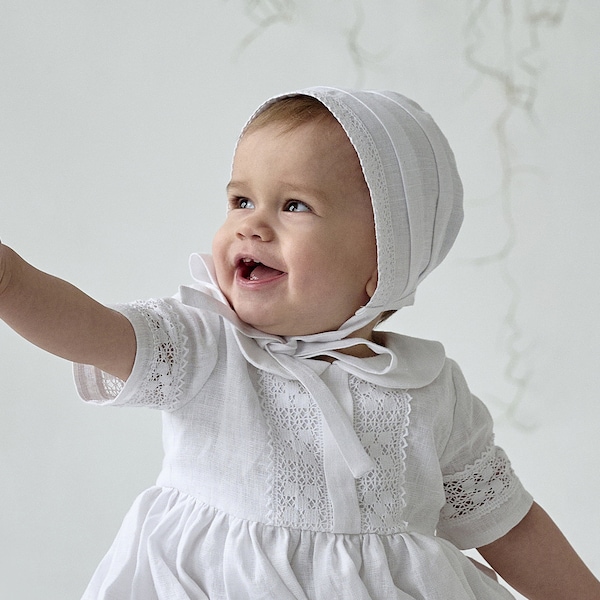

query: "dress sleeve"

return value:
[435, 361, 534, 550]
[73, 297, 219, 411]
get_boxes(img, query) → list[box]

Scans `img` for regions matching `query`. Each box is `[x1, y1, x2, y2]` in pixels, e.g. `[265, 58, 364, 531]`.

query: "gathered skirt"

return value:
[81, 486, 515, 600]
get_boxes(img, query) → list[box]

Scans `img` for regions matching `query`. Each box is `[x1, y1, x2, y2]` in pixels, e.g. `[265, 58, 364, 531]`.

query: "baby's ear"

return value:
[366, 267, 378, 298]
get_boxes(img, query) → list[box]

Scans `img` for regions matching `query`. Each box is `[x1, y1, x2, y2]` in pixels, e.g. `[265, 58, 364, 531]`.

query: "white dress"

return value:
[75, 296, 533, 600]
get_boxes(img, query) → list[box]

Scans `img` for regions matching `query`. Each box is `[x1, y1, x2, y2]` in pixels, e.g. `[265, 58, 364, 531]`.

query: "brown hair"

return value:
[244, 95, 336, 136]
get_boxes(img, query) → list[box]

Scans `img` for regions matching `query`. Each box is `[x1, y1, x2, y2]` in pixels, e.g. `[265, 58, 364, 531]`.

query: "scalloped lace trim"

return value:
[98, 299, 188, 410]
[441, 445, 518, 524]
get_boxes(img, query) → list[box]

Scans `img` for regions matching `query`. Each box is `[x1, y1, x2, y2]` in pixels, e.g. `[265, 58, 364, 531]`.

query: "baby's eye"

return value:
[232, 197, 254, 210]
[284, 200, 311, 213]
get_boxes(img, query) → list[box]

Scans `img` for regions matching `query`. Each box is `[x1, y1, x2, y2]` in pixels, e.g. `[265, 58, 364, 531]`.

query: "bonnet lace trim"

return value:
[319, 94, 396, 308]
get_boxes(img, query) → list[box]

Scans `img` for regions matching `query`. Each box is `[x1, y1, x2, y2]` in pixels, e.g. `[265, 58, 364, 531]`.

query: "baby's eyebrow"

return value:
[278, 182, 326, 201]
[226, 180, 244, 193]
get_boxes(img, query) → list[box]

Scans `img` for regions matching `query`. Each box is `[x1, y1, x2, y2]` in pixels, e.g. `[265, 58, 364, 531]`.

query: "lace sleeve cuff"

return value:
[73, 299, 189, 411]
[437, 445, 534, 549]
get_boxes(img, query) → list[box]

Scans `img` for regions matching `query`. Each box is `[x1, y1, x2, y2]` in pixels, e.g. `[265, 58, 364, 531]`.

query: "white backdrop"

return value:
[1, 1, 599, 598]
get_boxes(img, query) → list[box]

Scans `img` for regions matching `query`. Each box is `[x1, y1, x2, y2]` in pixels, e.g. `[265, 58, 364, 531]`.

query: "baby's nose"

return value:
[235, 213, 274, 241]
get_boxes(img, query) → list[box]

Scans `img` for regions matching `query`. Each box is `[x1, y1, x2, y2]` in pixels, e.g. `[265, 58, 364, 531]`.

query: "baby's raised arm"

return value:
[0, 242, 135, 381]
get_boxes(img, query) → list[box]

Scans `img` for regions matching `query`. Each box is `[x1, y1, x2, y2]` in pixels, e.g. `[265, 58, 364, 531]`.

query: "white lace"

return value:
[258, 370, 411, 533]
[98, 370, 124, 398]
[318, 93, 396, 311]
[441, 445, 518, 524]
[98, 299, 188, 410]
[259, 371, 333, 531]
[351, 377, 411, 534]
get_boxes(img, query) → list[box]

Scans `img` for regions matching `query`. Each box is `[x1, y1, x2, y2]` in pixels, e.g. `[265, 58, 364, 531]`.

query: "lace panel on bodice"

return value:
[258, 370, 411, 533]
[258, 371, 333, 531]
[351, 377, 411, 534]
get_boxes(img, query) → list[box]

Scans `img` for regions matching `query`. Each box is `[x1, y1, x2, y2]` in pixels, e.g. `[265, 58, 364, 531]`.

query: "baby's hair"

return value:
[244, 94, 335, 136]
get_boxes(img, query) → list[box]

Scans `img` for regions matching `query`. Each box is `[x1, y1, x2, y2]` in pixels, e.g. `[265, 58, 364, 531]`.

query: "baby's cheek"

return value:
[210, 239, 228, 286]
[211, 227, 228, 262]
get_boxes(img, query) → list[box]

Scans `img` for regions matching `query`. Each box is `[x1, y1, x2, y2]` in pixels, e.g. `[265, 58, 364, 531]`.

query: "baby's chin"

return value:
[230, 300, 361, 338]
[239, 314, 347, 339]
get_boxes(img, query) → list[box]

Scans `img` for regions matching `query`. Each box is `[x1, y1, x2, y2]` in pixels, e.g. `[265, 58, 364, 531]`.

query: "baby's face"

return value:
[212, 118, 378, 338]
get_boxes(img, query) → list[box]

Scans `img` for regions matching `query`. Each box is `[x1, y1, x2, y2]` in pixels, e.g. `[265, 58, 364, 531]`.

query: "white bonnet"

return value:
[245, 87, 464, 334]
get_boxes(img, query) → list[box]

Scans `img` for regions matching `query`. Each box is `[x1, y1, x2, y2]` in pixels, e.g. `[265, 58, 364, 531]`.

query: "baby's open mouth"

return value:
[238, 258, 285, 282]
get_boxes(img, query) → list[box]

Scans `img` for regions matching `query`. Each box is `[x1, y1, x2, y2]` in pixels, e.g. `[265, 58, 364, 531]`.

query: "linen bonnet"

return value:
[243, 87, 464, 337]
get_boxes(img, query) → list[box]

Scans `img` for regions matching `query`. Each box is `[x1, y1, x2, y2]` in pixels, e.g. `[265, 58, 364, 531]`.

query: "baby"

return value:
[1, 87, 599, 599]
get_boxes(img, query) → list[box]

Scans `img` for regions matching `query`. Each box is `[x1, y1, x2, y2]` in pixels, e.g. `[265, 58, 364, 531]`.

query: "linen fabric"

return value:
[74, 297, 533, 599]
